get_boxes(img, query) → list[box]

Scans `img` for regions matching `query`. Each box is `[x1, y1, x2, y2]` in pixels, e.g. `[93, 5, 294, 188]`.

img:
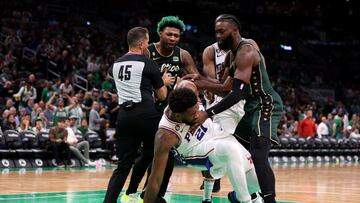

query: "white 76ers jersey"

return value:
[158, 105, 231, 158]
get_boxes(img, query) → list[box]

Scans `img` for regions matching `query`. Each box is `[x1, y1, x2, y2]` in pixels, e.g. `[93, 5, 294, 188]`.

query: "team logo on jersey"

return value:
[175, 124, 180, 131]
[173, 56, 179, 62]
[152, 52, 156, 56]
[160, 63, 180, 73]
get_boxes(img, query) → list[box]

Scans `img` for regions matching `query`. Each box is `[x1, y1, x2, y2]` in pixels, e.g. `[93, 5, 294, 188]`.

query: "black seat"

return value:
[0, 132, 15, 158]
[3, 130, 32, 157]
[320, 137, 331, 156]
[37, 131, 53, 158]
[74, 130, 85, 142]
[278, 136, 290, 157]
[19, 130, 45, 157]
[84, 131, 110, 159]
[348, 138, 359, 155]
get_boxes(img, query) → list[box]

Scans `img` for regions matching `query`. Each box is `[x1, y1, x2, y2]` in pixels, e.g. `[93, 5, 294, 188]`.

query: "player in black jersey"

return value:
[103, 27, 168, 203]
[124, 16, 229, 203]
[146, 16, 200, 112]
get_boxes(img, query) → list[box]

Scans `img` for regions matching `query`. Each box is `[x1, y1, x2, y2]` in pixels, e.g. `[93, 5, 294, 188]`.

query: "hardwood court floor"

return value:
[0, 162, 359, 203]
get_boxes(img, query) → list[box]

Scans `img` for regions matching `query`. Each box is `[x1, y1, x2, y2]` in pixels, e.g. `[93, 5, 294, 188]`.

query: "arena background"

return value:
[0, 0, 359, 202]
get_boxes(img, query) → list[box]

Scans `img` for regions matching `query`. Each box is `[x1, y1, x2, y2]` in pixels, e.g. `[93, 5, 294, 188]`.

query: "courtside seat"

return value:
[37, 131, 53, 158]
[278, 136, 290, 156]
[0, 132, 15, 158]
[3, 130, 32, 157]
[296, 137, 309, 158]
[84, 131, 110, 159]
[19, 130, 45, 157]
[74, 130, 85, 142]
[329, 138, 338, 156]
[320, 137, 331, 156]
[348, 138, 359, 155]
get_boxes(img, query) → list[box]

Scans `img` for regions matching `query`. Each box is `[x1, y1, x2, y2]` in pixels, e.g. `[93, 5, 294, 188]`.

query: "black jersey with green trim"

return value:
[148, 43, 183, 111]
[148, 43, 183, 84]
[229, 40, 283, 115]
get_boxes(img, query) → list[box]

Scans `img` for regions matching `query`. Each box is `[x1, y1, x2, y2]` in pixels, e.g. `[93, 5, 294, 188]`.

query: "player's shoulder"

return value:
[204, 44, 216, 53]
[242, 38, 260, 52]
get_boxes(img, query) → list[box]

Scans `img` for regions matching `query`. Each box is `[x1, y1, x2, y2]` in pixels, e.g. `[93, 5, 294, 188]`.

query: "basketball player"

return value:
[200, 34, 247, 196]
[103, 27, 168, 203]
[144, 83, 263, 203]
[184, 14, 284, 203]
[123, 16, 226, 203]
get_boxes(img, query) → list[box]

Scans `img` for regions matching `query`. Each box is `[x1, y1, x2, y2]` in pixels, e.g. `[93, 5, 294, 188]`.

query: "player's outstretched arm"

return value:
[144, 129, 179, 203]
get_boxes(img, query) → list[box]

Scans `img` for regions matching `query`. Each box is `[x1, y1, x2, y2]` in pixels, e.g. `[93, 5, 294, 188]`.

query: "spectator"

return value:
[298, 110, 317, 138]
[49, 117, 72, 167]
[349, 114, 360, 129]
[65, 117, 95, 166]
[78, 117, 91, 135]
[13, 80, 37, 107]
[68, 96, 83, 128]
[89, 101, 103, 134]
[43, 103, 54, 127]
[317, 116, 329, 138]
[18, 115, 32, 132]
[108, 93, 119, 128]
[326, 113, 334, 138]
[41, 81, 56, 103]
[32, 118, 48, 134]
[349, 128, 360, 139]
[333, 110, 344, 138]
[46, 93, 75, 126]
[2, 113, 17, 131]
[59, 78, 74, 96]
[9, 107, 20, 127]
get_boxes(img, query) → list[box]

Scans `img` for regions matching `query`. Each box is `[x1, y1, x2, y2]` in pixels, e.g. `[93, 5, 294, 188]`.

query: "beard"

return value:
[218, 35, 233, 50]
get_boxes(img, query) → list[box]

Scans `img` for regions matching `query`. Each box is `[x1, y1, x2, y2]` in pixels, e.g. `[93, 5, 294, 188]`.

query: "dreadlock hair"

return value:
[157, 16, 186, 35]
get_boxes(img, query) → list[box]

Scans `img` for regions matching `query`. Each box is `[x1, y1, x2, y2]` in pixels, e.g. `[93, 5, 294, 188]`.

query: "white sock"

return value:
[252, 192, 264, 203]
[203, 178, 215, 200]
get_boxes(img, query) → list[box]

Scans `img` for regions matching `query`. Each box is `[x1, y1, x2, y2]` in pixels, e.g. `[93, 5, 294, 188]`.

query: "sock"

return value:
[203, 178, 215, 200]
[251, 193, 264, 203]
[263, 193, 276, 203]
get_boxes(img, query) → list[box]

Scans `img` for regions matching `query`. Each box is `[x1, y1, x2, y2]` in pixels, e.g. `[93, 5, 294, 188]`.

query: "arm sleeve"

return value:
[206, 78, 249, 117]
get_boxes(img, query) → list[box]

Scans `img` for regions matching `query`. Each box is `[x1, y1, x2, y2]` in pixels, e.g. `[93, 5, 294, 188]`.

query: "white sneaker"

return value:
[252, 193, 264, 203]
[111, 155, 118, 161]
[87, 161, 97, 167]
[166, 182, 172, 192]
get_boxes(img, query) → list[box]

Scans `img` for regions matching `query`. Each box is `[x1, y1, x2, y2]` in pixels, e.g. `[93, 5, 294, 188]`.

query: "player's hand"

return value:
[162, 69, 176, 86]
[204, 90, 214, 105]
[189, 111, 208, 133]
[182, 74, 200, 81]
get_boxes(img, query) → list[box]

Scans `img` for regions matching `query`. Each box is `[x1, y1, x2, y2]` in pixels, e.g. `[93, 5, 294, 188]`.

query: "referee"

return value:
[103, 27, 168, 203]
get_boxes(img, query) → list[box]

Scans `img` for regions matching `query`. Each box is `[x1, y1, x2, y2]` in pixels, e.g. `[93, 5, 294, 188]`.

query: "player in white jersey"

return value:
[201, 41, 246, 198]
[144, 81, 263, 203]
[203, 41, 246, 134]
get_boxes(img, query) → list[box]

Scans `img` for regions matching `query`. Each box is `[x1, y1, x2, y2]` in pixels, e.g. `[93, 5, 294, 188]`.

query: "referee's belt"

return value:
[119, 100, 135, 110]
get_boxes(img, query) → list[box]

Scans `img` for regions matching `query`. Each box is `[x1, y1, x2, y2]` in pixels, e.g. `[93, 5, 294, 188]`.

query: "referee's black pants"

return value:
[103, 104, 160, 203]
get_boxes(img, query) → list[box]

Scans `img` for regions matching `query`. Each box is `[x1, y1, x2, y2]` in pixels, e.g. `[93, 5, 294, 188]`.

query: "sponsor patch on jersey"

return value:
[175, 124, 180, 131]
[173, 56, 179, 62]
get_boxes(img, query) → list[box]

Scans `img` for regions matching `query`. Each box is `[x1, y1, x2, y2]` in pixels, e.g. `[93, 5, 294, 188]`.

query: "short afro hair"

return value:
[157, 16, 186, 35]
[168, 88, 197, 113]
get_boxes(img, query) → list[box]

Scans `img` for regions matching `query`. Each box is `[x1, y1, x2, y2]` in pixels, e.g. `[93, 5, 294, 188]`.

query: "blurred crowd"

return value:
[0, 0, 359, 145]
